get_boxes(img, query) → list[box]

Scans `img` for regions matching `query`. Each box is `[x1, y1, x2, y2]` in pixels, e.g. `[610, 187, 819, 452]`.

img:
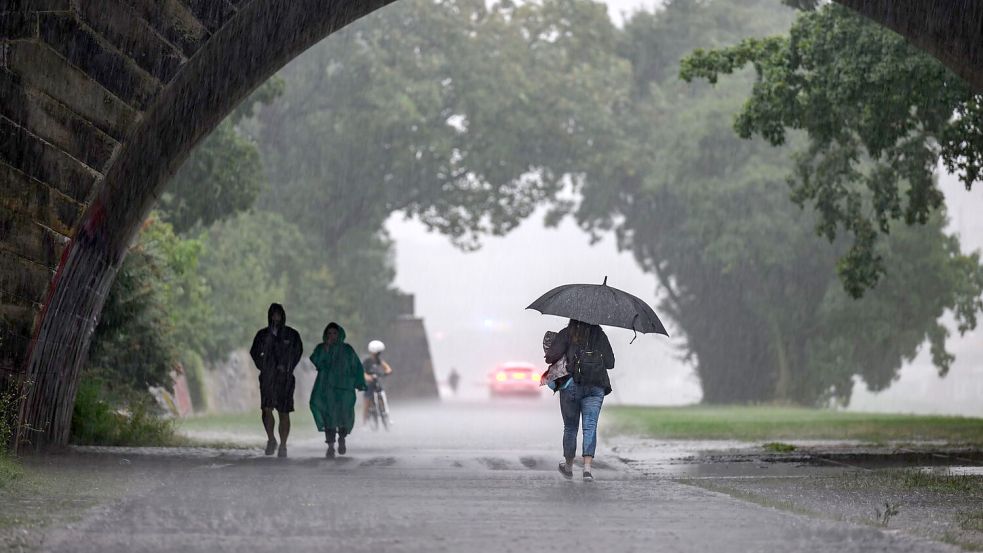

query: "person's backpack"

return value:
[572, 329, 607, 387]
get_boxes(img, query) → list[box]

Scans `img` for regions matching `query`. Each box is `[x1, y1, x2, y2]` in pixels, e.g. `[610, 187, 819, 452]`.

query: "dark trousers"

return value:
[325, 428, 348, 444]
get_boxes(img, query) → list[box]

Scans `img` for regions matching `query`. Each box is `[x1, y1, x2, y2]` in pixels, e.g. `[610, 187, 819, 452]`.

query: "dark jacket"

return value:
[545, 324, 615, 394]
[250, 303, 304, 374]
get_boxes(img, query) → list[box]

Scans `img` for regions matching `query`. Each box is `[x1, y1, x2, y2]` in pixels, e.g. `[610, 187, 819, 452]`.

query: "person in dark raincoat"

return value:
[309, 322, 366, 458]
[249, 303, 304, 458]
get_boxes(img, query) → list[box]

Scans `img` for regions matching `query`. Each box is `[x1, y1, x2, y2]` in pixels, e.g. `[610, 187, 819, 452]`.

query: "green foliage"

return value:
[256, 0, 627, 251]
[96, 0, 983, 416]
[87, 216, 207, 398]
[158, 79, 284, 234]
[607, 405, 983, 443]
[679, 5, 982, 297]
[223, 0, 626, 355]
[0, 454, 21, 490]
[159, 122, 265, 234]
[893, 469, 983, 494]
[79, 215, 210, 443]
[194, 211, 295, 360]
[0, 379, 18, 451]
[193, 211, 393, 357]
[569, 0, 983, 405]
[70, 379, 178, 446]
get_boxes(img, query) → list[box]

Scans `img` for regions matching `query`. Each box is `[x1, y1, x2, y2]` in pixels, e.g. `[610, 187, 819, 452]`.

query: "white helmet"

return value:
[368, 340, 386, 354]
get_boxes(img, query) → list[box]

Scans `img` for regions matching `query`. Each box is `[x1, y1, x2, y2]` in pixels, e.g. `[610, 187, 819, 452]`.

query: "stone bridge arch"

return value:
[1, 0, 397, 450]
[1, 0, 981, 450]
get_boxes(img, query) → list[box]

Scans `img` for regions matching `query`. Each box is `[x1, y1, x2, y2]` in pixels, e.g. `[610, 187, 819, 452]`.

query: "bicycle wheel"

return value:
[378, 391, 391, 431]
[368, 397, 379, 430]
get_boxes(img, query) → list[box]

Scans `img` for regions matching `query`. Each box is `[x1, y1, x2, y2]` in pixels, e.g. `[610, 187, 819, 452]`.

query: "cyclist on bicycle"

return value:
[362, 340, 393, 424]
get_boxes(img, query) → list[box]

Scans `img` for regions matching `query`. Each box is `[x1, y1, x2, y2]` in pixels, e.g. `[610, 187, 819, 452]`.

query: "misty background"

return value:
[381, 0, 983, 414]
[74, 0, 983, 429]
[389, 169, 983, 413]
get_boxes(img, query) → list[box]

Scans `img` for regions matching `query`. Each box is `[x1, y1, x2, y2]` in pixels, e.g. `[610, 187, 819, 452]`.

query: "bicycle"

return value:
[366, 374, 391, 431]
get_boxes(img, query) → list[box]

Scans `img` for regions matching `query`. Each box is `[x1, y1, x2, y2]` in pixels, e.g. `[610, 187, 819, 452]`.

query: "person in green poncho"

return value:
[309, 322, 366, 458]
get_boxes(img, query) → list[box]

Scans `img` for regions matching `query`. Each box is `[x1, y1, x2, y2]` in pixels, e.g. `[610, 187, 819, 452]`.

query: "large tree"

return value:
[256, 0, 628, 252]
[125, 0, 983, 410]
[570, 0, 983, 405]
[679, 3, 983, 296]
[158, 80, 284, 234]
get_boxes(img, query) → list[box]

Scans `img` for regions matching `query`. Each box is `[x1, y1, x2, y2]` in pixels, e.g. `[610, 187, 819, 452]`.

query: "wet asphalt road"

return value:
[36, 402, 958, 553]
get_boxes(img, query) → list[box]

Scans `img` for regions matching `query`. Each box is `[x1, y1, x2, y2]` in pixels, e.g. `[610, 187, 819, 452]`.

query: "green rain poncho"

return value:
[309, 323, 366, 433]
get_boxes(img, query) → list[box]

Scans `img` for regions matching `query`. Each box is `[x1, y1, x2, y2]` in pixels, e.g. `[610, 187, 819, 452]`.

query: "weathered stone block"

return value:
[0, 116, 98, 203]
[8, 41, 136, 141]
[0, 296, 39, 339]
[0, 205, 67, 270]
[1, 0, 71, 12]
[76, 0, 185, 83]
[118, 0, 208, 58]
[38, 12, 161, 110]
[0, 71, 118, 171]
[176, 0, 236, 33]
[379, 317, 439, 399]
[0, 163, 82, 237]
[0, 329, 31, 375]
[0, 11, 37, 40]
[0, 250, 53, 306]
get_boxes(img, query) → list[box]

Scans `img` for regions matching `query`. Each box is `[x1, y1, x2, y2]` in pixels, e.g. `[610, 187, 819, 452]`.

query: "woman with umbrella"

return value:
[545, 319, 614, 481]
[309, 322, 366, 458]
[529, 277, 668, 482]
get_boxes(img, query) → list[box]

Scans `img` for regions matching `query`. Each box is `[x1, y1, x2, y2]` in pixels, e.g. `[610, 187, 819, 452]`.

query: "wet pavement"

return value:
[21, 402, 966, 552]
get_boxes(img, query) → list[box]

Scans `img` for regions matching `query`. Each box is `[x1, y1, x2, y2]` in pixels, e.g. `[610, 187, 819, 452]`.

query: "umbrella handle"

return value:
[629, 313, 638, 344]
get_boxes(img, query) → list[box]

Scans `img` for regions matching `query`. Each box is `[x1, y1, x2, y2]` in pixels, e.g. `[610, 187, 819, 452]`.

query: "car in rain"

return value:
[488, 362, 542, 398]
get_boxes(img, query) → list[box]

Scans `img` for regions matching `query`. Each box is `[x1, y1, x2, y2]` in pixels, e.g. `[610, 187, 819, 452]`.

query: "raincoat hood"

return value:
[323, 322, 346, 344]
[268, 303, 287, 328]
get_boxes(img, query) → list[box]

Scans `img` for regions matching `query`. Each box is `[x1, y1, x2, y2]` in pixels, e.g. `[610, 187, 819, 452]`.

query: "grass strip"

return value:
[607, 405, 983, 443]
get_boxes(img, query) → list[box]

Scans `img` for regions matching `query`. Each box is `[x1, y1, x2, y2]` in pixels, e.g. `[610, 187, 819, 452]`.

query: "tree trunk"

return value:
[771, 319, 792, 402]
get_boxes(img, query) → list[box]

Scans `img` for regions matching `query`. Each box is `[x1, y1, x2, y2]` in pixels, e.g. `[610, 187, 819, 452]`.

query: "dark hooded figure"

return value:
[249, 303, 303, 458]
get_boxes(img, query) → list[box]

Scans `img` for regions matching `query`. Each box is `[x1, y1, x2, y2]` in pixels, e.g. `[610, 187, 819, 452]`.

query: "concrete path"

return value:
[33, 402, 959, 552]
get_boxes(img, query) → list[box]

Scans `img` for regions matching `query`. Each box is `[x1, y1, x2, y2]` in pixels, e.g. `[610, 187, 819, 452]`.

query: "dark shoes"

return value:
[277, 445, 287, 458]
[326, 445, 335, 459]
[558, 462, 573, 479]
[265, 439, 277, 456]
[338, 436, 347, 455]
[583, 471, 594, 482]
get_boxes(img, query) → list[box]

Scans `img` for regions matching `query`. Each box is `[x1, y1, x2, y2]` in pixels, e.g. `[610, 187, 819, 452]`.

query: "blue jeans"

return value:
[560, 383, 605, 459]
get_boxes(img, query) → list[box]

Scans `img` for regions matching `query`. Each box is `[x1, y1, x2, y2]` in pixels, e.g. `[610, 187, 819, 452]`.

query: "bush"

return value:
[0, 381, 17, 450]
[0, 381, 23, 488]
[0, 454, 22, 489]
[70, 379, 178, 447]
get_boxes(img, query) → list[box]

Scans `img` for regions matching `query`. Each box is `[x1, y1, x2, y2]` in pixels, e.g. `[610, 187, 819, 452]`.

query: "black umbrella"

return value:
[526, 277, 668, 341]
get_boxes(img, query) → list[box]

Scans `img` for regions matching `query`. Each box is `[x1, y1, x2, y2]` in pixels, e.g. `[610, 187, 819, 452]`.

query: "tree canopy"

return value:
[255, 0, 627, 252]
[157, 79, 284, 234]
[568, 0, 983, 404]
[86, 0, 983, 414]
[679, 4, 983, 297]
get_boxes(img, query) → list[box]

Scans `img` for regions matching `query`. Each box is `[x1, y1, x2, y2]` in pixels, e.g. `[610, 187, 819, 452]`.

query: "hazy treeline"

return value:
[82, 0, 983, 418]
